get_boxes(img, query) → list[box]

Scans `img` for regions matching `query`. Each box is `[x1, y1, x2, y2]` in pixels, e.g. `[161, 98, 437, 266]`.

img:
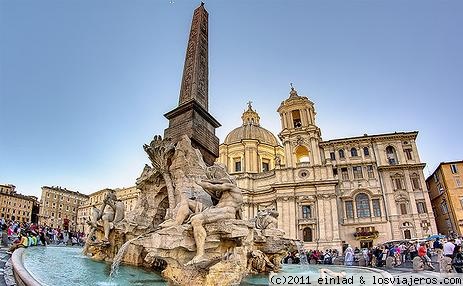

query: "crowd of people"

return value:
[284, 249, 340, 265]
[0, 218, 86, 253]
[284, 236, 463, 273]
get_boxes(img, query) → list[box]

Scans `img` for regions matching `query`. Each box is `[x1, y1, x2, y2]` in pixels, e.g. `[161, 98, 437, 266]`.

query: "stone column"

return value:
[330, 195, 341, 241]
[277, 198, 285, 234]
[289, 197, 297, 239]
[317, 197, 326, 241]
[311, 138, 320, 165]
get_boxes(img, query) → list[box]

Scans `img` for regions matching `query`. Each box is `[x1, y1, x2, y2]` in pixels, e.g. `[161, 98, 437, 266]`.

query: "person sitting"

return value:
[418, 242, 435, 270]
[8, 233, 28, 253]
[453, 245, 463, 273]
[323, 252, 332, 264]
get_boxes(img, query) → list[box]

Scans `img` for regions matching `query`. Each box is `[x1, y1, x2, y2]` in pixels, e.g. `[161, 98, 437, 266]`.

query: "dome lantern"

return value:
[241, 101, 260, 126]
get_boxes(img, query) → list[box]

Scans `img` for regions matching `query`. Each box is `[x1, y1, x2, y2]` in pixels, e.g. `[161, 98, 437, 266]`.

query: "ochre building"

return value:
[426, 161, 463, 236]
[218, 87, 436, 251]
[38, 186, 88, 230]
[0, 184, 37, 223]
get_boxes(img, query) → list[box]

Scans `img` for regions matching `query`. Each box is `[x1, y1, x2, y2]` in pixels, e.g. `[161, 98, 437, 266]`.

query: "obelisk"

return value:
[164, 2, 221, 166]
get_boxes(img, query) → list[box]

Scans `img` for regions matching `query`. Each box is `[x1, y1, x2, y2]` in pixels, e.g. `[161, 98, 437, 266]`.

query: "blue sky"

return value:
[1, 0, 462, 198]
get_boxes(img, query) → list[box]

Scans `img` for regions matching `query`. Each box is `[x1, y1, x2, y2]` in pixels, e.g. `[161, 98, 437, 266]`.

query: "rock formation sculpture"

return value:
[247, 250, 277, 274]
[83, 135, 294, 285]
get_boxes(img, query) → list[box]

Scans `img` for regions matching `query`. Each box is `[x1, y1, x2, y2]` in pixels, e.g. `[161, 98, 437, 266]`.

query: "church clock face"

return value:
[298, 169, 309, 178]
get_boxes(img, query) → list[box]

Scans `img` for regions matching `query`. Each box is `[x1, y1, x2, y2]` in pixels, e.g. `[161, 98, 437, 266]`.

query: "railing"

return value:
[298, 217, 317, 224]
[342, 216, 385, 225]
[353, 230, 379, 240]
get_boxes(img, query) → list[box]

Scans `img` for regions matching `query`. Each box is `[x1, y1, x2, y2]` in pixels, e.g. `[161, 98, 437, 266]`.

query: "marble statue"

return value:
[319, 268, 347, 280]
[186, 176, 243, 265]
[255, 209, 279, 230]
[83, 135, 295, 286]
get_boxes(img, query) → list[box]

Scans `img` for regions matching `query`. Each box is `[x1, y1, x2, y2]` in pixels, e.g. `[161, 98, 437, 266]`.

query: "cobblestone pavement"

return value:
[0, 247, 15, 286]
[387, 267, 462, 286]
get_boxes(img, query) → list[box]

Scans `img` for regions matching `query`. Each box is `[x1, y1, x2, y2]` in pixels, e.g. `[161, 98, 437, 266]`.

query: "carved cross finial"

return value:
[247, 101, 253, 110]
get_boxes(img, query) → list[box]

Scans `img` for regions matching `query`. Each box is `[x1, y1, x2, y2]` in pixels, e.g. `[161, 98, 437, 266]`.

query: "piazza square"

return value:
[1, 1, 462, 286]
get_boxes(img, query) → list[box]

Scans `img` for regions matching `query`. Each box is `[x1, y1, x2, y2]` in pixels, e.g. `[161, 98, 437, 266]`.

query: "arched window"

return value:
[292, 110, 302, 128]
[338, 149, 345, 159]
[355, 193, 371, 218]
[350, 148, 358, 157]
[303, 227, 313, 242]
[296, 146, 310, 163]
[404, 229, 411, 239]
[386, 146, 398, 165]
[363, 147, 370, 156]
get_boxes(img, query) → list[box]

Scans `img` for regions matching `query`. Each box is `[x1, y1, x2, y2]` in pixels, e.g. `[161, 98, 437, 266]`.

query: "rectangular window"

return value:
[417, 201, 427, 214]
[330, 152, 336, 161]
[445, 219, 452, 229]
[262, 159, 270, 172]
[367, 165, 374, 179]
[234, 158, 241, 172]
[302, 205, 312, 218]
[400, 203, 407, 215]
[441, 201, 449, 214]
[372, 199, 381, 217]
[404, 149, 413, 160]
[451, 164, 458, 174]
[353, 166, 363, 179]
[345, 201, 354, 219]
[411, 177, 421, 190]
[341, 168, 349, 180]
[456, 178, 462, 188]
[333, 168, 338, 176]
[439, 185, 444, 194]
[394, 178, 403, 190]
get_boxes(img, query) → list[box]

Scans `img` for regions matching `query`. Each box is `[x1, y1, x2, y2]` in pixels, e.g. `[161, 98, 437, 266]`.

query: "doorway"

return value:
[360, 240, 373, 249]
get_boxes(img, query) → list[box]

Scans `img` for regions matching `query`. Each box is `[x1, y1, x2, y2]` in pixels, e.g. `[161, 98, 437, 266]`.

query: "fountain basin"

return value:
[12, 246, 392, 286]
[12, 247, 167, 286]
[242, 264, 393, 286]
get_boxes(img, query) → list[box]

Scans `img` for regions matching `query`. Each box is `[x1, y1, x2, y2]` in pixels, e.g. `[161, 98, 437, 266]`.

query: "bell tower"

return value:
[277, 85, 322, 168]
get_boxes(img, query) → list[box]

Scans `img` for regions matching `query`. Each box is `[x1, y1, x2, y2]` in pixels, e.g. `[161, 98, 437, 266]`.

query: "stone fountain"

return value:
[84, 135, 295, 285]
[82, 3, 295, 285]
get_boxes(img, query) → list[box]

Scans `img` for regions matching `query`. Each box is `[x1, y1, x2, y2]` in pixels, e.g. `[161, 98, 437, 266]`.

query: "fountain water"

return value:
[110, 235, 144, 277]
[295, 241, 308, 265]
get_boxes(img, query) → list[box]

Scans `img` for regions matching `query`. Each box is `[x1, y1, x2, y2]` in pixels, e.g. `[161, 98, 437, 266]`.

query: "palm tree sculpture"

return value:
[143, 135, 176, 218]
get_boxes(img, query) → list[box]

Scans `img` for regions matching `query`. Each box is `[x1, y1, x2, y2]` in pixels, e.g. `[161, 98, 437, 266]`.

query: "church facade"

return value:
[218, 87, 437, 250]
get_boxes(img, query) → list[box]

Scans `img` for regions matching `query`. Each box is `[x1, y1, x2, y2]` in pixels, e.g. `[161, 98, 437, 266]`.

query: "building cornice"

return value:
[0, 192, 36, 202]
[377, 163, 426, 171]
[320, 131, 418, 147]
[42, 186, 89, 198]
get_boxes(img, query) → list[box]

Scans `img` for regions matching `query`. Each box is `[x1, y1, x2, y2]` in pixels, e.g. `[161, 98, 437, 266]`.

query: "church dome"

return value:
[223, 103, 280, 146]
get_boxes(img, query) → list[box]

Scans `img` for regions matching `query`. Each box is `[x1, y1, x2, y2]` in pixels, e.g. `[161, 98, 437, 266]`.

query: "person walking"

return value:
[443, 238, 455, 259]
[344, 245, 354, 266]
